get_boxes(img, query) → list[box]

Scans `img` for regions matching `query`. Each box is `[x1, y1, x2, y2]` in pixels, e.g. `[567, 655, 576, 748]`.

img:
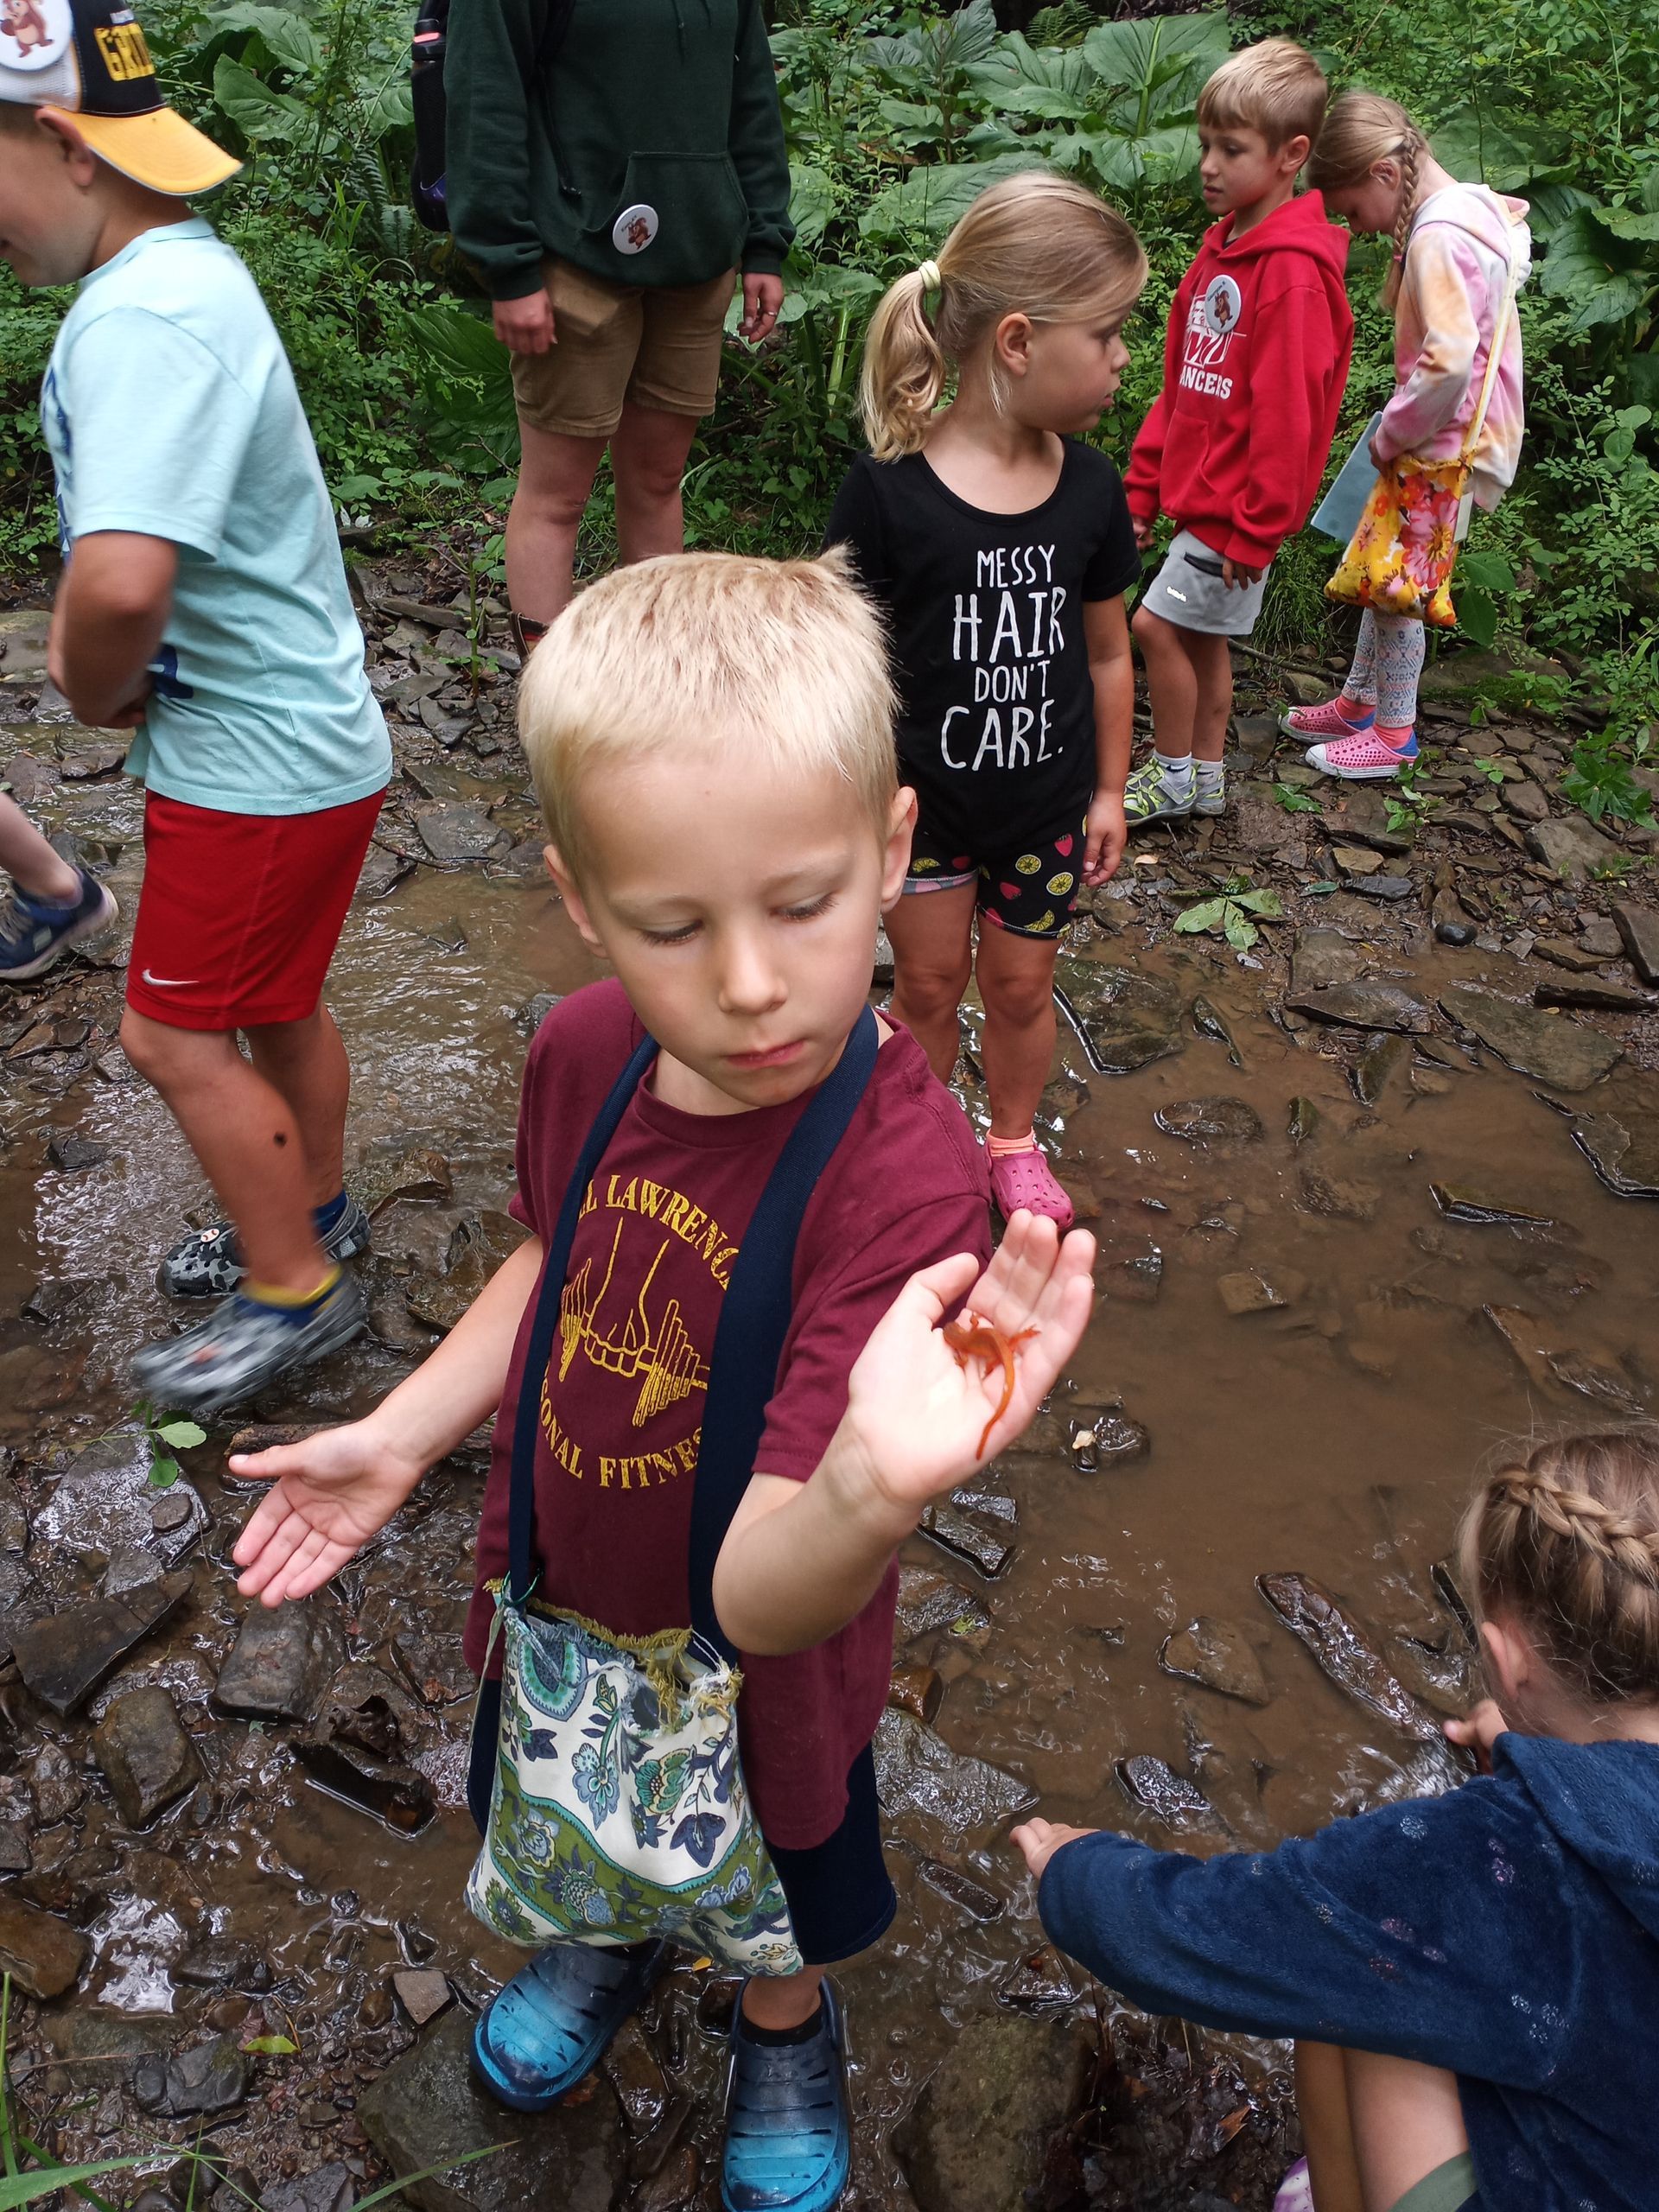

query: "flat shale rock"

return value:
[1160, 1618, 1269, 1705]
[1439, 984, 1622, 1091]
[359, 2005, 620, 2212]
[919, 1502, 1014, 1580]
[1298, 1166, 1382, 1221]
[0, 1893, 89, 1998]
[1570, 1109, 1659, 1199]
[92, 1687, 205, 1827]
[214, 1599, 342, 1723]
[1612, 901, 1659, 986]
[1287, 929, 1364, 995]
[1153, 1096, 1263, 1144]
[415, 804, 511, 868]
[872, 1708, 1034, 1831]
[1527, 817, 1619, 881]
[894, 1565, 993, 1645]
[1285, 980, 1429, 1033]
[263, 2166, 355, 2212]
[1053, 958, 1183, 1074]
[893, 2013, 1093, 2212]
[11, 1573, 191, 1717]
[1115, 1754, 1227, 1832]
[349, 1145, 453, 1218]
[34, 1427, 207, 1568]
[1535, 977, 1658, 1014]
[132, 2034, 247, 2119]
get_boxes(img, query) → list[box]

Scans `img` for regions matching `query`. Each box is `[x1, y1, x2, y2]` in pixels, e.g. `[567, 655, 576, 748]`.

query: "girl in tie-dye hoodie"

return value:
[1283, 93, 1532, 781]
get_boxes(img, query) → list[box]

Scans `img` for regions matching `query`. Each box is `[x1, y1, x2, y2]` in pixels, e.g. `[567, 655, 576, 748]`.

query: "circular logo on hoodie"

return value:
[1199, 274, 1243, 339]
[0, 0, 73, 71]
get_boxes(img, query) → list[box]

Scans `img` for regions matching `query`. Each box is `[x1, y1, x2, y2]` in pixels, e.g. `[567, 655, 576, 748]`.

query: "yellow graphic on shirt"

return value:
[559, 1221, 710, 1428]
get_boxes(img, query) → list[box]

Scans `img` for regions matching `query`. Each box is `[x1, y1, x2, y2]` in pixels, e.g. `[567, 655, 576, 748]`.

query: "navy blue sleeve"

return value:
[1038, 1783, 1578, 2086]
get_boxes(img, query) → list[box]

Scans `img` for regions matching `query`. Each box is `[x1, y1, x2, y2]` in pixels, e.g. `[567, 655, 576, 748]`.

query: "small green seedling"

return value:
[132, 1400, 207, 1490]
[1272, 783, 1320, 815]
[1173, 874, 1286, 953]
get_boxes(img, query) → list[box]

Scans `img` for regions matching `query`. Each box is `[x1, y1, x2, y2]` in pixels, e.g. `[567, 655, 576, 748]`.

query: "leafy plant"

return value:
[1173, 874, 1286, 952]
[131, 1402, 207, 1490]
[1272, 782, 1321, 814]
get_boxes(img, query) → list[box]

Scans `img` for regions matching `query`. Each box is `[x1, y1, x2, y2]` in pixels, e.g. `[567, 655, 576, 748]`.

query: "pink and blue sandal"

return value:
[1304, 726, 1418, 781]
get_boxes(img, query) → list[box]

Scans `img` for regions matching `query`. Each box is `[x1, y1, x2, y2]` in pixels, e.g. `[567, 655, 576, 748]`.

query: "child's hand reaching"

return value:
[229, 1420, 429, 1605]
[840, 1211, 1096, 1513]
[1445, 1698, 1506, 1775]
[1013, 1817, 1099, 1878]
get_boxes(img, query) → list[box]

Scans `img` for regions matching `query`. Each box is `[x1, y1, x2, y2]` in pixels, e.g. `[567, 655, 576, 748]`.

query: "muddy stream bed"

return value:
[2, 581, 1657, 2212]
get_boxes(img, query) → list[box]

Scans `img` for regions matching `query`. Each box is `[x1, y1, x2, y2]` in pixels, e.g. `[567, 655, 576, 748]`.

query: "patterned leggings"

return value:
[1344, 608, 1427, 729]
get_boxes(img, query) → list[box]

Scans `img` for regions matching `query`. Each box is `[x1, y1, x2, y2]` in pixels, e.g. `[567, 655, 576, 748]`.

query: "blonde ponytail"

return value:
[857, 169, 1147, 462]
[1307, 90, 1429, 308]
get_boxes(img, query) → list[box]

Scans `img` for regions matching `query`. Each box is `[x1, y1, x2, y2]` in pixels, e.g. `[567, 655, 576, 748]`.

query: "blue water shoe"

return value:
[470, 1939, 665, 2112]
[721, 1980, 851, 2212]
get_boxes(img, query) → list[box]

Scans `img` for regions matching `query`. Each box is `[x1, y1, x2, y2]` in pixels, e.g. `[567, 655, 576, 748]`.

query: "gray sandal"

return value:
[130, 1273, 366, 1417]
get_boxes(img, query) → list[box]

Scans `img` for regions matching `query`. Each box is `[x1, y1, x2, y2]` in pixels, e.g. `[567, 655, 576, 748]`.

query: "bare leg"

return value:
[1184, 626, 1235, 764]
[740, 1963, 825, 2031]
[608, 402, 701, 567]
[884, 881, 977, 1086]
[245, 1005, 352, 1212]
[1344, 2049, 1469, 2212]
[504, 423, 610, 628]
[118, 1012, 331, 1295]
[1294, 2042, 1364, 2212]
[0, 795, 79, 905]
[974, 920, 1061, 1139]
[1133, 604, 1199, 761]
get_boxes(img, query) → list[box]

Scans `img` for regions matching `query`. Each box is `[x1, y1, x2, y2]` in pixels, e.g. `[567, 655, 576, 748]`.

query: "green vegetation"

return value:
[0, 0, 1654, 812]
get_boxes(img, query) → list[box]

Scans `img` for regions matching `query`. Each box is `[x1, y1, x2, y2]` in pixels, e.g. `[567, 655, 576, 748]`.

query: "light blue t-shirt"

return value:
[41, 219, 391, 817]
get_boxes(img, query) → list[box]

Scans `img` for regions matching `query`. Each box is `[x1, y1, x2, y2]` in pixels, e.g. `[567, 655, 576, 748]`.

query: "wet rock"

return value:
[12, 1573, 191, 1717]
[919, 1503, 1014, 1580]
[1318, 783, 1414, 855]
[1154, 1096, 1263, 1144]
[1217, 1269, 1304, 1316]
[47, 1131, 110, 1172]
[405, 1210, 524, 1333]
[1190, 995, 1243, 1065]
[1298, 1166, 1381, 1221]
[354, 844, 415, 901]
[1353, 1032, 1412, 1108]
[996, 1945, 1078, 2011]
[1438, 984, 1622, 1092]
[1548, 1349, 1646, 1411]
[392, 1968, 453, 2028]
[918, 1859, 1003, 1922]
[1535, 976, 1658, 1014]
[176, 1937, 253, 1989]
[893, 2013, 1093, 2212]
[894, 1565, 993, 1646]
[950, 1482, 1018, 1524]
[151, 1491, 194, 1535]
[872, 1708, 1034, 1830]
[92, 1687, 205, 1827]
[1115, 1755, 1227, 1833]
[0, 1826, 29, 1875]
[0, 1893, 89, 1998]
[1432, 888, 1478, 946]
[1288, 929, 1363, 995]
[1287, 1096, 1320, 1143]
[292, 1733, 436, 1835]
[35, 1427, 207, 1569]
[1483, 1304, 1554, 1392]
[602, 2017, 669, 2139]
[1071, 1406, 1149, 1467]
[1287, 979, 1428, 1034]
[1570, 1110, 1659, 1199]
[1052, 959, 1184, 1075]
[391, 1631, 472, 1707]
[27, 1746, 86, 1827]
[359, 2005, 622, 2212]
[214, 1600, 342, 1723]
[887, 1659, 944, 1725]
[0, 1470, 25, 1554]
[1532, 937, 1609, 973]
[1612, 902, 1659, 986]
[1527, 817, 1619, 881]
[263, 2164, 355, 2212]
[1257, 1573, 1444, 1742]
[1160, 1618, 1269, 1706]
[415, 804, 511, 867]
[632, 2146, 698, 2212]
[350, 1146, 453, 1219]
[132, 2035, 247, 2119]
[1430, 1185, 1552, 1228]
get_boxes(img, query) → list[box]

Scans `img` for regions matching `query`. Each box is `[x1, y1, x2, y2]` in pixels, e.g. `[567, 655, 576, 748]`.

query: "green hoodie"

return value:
[445, 0, 794, 302]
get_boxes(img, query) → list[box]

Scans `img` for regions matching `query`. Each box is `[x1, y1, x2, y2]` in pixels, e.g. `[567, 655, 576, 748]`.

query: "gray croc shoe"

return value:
[130, 1273, 367, 1418]
[158, 1195, 372, 1298]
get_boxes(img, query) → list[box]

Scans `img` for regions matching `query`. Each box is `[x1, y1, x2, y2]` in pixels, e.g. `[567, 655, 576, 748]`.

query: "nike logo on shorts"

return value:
[142, 969, 198, 987]
[1166, 586, 1188, 601]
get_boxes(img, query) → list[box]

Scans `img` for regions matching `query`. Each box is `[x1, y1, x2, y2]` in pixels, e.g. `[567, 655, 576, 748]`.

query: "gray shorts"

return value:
[1140, 528, 1269, 636]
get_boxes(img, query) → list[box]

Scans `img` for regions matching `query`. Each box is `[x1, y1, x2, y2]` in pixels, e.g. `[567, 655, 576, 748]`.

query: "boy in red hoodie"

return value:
[1122, 40, 1352, 826]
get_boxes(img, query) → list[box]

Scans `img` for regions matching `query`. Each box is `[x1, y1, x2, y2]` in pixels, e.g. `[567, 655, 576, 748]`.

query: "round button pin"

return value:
[612, 203, 659, 255]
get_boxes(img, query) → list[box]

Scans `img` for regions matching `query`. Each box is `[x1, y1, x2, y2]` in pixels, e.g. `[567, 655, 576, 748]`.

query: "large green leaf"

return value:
[1082, 13, 1229, 103]
[1427, 104, 1550, 193]
[863, 0, 998, 84]
[964, 37, 1097, 119]
[788, 162, 836, 251]
[858, 153, 1046, 245]
[404, 306, 512, 382]
[211, 54, 310, 144]
[1540, 207, 1654, 331]
[208, 3, 324, 78]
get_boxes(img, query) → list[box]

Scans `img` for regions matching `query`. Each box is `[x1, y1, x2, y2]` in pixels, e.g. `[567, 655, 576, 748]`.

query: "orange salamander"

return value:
[942, 1315, 1039, 1460]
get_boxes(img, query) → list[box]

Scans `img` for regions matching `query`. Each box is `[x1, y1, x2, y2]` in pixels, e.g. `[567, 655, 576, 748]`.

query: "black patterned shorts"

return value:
[904, 816, 1087, 940]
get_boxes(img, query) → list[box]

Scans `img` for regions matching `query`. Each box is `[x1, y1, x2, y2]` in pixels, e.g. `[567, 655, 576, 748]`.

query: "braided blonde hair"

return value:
[858, 170, 1147, 461]
[1306, 91, 1428, 308]
[1460, 1428, 1659, 1707]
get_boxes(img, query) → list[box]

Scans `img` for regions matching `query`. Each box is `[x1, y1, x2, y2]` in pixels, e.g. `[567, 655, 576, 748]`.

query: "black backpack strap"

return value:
[688, 1007, 881, 1661]
[506, 1032, 658, 1603]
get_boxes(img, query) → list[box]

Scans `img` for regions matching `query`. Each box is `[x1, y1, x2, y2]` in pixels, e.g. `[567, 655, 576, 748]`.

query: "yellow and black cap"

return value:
[0, 0, 240, 194]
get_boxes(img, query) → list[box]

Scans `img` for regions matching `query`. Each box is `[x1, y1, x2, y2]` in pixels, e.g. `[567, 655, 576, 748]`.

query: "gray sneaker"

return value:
[130, 1273, 367, 1418]
[157, 1195, 372, 1298]
[1192, 770, 1227, 817]
[1123, 756, 1195, 827]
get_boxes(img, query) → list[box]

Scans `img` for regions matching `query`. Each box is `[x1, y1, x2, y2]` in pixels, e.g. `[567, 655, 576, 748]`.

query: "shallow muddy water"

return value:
[4, 600, 1658, 2209]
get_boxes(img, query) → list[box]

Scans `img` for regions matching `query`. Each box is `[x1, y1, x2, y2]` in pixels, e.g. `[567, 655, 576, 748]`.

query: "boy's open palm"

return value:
[229, 1423, 425, 1606]
[842, 1211, 1096, 1512]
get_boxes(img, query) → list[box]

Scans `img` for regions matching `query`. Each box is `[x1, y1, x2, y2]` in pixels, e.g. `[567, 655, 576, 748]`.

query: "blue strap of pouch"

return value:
[505, 1006, 880, 1662]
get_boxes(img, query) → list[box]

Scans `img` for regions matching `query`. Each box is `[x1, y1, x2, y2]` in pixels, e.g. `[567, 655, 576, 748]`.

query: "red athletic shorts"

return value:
[125, 788, 385, 1031]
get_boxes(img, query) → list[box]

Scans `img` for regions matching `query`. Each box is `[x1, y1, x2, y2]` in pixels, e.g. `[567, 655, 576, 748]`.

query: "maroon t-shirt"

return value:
[464, 979, 990, 1850]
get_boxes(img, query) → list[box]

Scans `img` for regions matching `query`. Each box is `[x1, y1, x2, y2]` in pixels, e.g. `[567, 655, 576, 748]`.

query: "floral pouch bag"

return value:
[1326, 257, 1517, 628]
[465, 1009, 879, 1976]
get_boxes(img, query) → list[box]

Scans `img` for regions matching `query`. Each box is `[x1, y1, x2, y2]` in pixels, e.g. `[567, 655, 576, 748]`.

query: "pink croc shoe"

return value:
[1271, 2158, 1315, 2212]
[1305, 726, 1418, 780]
[1280, 696, 1376, 740]
[988, 1144, 1076, 1232]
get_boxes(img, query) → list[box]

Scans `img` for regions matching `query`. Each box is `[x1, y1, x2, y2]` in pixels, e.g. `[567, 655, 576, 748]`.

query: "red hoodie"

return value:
[1125, 192, 1353, 570]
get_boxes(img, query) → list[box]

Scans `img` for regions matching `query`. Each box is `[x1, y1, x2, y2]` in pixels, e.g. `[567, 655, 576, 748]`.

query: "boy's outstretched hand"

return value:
[1013, 1817, 1099, 1879]
[842, 1209, 1096, 1511]
[229, 1421, 427, 1605]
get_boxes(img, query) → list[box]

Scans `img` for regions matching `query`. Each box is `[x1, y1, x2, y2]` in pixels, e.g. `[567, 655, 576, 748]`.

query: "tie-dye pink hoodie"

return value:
[1374, 182, 1531, 510]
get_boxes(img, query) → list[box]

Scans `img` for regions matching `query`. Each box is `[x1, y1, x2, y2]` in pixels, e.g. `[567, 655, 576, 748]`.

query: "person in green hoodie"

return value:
[445, 0, 792, 653]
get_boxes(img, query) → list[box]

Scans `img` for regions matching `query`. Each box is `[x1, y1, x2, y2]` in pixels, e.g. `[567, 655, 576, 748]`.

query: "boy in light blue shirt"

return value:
[0, 0, 391, 1412]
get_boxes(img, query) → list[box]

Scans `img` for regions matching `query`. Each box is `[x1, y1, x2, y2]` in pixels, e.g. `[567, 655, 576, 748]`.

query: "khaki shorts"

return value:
[510, 259, 735, 439]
